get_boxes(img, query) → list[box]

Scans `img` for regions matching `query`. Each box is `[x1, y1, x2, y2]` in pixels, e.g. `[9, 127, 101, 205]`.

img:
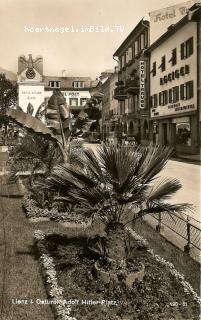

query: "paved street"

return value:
[159, 160, 200, 224]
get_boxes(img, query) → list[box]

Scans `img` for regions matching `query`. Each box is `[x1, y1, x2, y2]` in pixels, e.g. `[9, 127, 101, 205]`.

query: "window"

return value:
[140, 33, 145, 50]
[69, 98, 78, 106]
[134, 95, 138, 111]
[186, 81, 194, 99]
[173, 86, 179, 103]
[128, 47, 133, 61]
[134, 40, 139, 56]
[180, 81, 193, 100]
[121, 55, 125, 68]
[132, 46, 135, 59]
[151, 94, 158, 108]
[73, 81, 84, 88]
[128, 96, 133, 113]
[169, 88, 173, 103]
[169, 48, 177, 66]
[159, 91, 168, 106]
[163, 90, 168, 105]
[80, 98, 87, 106]
[176, 121, 191, 146]
[152, 62, 156, 77]
[120, 100, 125, 114]
[49, 81, 61, 88]
[181, 37, 193, 60]
[159, 56, 166, 72]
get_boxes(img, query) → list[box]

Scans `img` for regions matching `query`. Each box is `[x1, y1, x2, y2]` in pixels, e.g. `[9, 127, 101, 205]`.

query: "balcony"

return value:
[114, 86, 127, 101]
[125, 79, 139, 94]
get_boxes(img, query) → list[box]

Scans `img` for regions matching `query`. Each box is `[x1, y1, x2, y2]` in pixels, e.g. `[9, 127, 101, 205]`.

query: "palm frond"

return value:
[148, 178, 182, 202]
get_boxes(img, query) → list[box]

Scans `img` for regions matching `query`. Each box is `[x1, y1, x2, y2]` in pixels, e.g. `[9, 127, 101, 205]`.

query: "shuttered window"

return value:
[172, 48, 177, 66]
[180, 81, 194, 100]
[173, 86, 179, 103]
[181, 37, 193, 60]
[151, 94, 158, 108]
[186, 81, 194, 99]
[163, 91, 168, 105]
[169, 88, 173, 103]
[180, 84, 185, 100]
[152, 62, 156, 77]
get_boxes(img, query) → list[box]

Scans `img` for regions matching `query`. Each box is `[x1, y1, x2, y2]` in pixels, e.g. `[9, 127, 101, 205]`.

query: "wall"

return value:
[150, 22, 197, 118]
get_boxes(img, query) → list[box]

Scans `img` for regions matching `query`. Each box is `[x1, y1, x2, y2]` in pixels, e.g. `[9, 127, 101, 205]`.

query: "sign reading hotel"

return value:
[18, 84, 44, 114]
[140, 60, 145, 109]
[149, 1, 200, 44]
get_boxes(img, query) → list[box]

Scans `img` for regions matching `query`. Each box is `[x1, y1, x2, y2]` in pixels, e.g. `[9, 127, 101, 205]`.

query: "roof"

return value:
[113, 19, 149, 57]
[147, 3, 201, 53]
[43, 75, 98, 89]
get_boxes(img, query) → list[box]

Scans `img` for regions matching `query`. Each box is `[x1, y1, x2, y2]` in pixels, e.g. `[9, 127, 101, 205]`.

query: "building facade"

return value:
[101, 70, 119, 142]
[17, 54, 99, 118]
[149, 3, 201, 154]
[113, 19, 150, 144]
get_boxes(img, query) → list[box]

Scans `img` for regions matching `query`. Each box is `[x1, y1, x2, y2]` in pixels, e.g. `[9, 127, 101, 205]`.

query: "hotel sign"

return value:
[149, 1, 198, 44]
[140, 60, 145, 109]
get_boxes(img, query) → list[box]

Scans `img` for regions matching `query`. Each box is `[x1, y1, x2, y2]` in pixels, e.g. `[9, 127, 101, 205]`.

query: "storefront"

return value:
[151, 113, 197, 153]
[149, 8, 200, 154]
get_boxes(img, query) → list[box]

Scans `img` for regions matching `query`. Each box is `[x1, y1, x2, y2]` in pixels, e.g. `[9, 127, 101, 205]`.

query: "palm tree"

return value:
[34, 143, 191, 268]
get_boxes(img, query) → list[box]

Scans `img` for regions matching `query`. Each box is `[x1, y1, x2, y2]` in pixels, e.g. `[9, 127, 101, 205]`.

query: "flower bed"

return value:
[34, 229, 200, 320]
[23, 193, 89, 224]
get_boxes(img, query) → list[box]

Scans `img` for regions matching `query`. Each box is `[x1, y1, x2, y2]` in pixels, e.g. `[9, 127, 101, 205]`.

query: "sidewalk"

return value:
[171, 152, 201, 165]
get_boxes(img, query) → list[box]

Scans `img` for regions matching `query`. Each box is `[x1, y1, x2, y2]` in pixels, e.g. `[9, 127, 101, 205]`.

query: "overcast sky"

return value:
[0, 0, 189, 79]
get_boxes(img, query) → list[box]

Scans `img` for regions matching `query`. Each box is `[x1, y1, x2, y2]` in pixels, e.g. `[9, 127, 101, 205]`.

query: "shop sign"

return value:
[140, 60, 145, 109]
[160, 65, 190, 85]
[151, 102, 196, 118]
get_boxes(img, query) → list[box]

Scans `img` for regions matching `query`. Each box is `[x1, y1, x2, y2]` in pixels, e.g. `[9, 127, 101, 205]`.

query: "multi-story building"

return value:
[101, 70, 119, 142]
[43, 76, 98, 117]
[148, 3, 201, 154]
[17, 54, 99, 118]
[113, 19, 150, 144]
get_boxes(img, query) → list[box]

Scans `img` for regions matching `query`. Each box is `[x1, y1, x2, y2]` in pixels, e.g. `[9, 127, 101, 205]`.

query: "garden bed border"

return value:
[34, 227, 201, 320]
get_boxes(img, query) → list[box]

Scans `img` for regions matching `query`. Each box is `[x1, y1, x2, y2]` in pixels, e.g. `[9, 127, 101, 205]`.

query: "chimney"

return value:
[62, 69, 66, 77]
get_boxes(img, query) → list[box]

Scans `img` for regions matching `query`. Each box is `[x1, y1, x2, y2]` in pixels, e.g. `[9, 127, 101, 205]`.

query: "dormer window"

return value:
[73, 81, 84, 88]
[49, 81, 61, 88]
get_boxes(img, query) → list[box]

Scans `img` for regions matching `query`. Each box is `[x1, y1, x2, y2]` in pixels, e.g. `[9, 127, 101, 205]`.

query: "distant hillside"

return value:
[0, 67, 17, 81]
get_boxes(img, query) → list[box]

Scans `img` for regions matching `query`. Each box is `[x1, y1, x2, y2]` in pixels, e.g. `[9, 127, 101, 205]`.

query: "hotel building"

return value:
[148, 3, 201, 154]
[113, 19, 150, 144]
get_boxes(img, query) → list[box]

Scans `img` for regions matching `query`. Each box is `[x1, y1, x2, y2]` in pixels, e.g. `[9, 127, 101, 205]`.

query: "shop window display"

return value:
[176, 122, 191, 146]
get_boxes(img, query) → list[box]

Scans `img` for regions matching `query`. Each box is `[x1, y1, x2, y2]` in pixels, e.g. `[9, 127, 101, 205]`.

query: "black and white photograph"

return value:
[0, 0, 200, 319]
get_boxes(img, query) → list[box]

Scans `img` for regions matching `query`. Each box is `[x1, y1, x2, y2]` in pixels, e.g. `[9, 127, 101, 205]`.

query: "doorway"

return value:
[162, 123, 168, 146]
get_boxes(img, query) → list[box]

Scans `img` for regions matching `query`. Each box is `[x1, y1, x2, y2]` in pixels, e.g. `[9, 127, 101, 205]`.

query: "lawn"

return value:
[0, 176, 67, 320]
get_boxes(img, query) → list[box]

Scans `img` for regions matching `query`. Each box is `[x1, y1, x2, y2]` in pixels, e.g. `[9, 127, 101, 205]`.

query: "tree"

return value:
[34, 143, 191, 269]
[0, 73, 17, 133]
[6, 90, 101, 162]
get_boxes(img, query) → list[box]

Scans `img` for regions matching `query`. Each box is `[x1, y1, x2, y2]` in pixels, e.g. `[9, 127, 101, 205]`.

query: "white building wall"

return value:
[150, 21, 197, 118]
